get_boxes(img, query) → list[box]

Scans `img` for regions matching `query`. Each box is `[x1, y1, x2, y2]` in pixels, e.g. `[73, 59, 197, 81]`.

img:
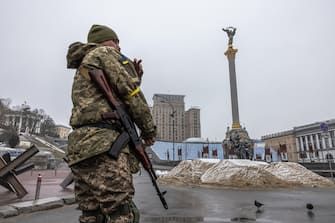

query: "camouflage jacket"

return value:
[66, 42, 156, 166]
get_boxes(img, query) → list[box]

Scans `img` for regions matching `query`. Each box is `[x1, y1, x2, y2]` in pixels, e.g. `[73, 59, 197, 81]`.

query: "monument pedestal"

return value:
[223, 127, 252, 159]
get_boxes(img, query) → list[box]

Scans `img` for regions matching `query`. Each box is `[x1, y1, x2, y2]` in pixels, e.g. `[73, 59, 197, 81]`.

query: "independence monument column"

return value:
[222, 27, 253, 159]
[222, 27, 240, 129]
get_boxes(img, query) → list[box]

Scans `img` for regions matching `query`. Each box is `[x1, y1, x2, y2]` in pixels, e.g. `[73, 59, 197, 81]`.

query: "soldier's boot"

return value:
[105, 201, 139, 223]
[80, 210, 105, 223]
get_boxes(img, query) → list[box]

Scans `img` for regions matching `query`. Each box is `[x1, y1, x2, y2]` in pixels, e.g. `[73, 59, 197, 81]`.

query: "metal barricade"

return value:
[0, 145, 39, 198]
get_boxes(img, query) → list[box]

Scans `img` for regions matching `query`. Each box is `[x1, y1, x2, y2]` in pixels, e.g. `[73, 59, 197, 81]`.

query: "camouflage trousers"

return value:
[71, 152, 138, 223]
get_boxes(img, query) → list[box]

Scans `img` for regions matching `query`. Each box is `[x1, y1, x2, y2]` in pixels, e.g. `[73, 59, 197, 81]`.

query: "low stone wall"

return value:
[299, 162, 335, 177]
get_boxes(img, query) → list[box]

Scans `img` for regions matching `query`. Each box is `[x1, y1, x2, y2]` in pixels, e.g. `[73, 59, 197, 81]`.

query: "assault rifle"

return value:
[89, 69, 168, 209]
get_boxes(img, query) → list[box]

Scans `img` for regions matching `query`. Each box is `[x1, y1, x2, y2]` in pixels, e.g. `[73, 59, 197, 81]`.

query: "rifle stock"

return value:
[89, 69, 168, 209]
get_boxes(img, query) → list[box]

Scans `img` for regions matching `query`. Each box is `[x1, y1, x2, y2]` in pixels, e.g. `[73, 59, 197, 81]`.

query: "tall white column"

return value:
[332, 130, 335, 148]
[296, 138, 300, 152]
[322, 136, 326, 149]
[10, 116, 15, 128]
[316, 133, 325, 162]
[18, 114, 22, 134]
[315, 134, 321, 150]
[304, 135, 309, 150]
[225, 46, 240, 129]
[299, 136, 305, 162]
[328, 133, 333, 148]
[300, 137, 304, 151]
[310, 135, 315, 150]
[309, 135, 315, 160]
[305, 135, 311, 160]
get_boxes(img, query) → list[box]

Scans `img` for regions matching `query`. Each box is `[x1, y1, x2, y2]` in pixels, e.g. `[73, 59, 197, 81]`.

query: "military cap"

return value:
[87, 24, 119, 43]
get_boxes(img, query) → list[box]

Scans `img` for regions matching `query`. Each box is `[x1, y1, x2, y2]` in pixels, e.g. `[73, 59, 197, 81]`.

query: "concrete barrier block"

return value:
[62, 195, 76, 205]
[0, 205, 19, 218]
[10, 197, 64, 214]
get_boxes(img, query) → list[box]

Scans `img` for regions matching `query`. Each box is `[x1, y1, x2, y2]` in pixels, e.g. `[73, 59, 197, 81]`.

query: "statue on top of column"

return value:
[222, 26, 236, 45]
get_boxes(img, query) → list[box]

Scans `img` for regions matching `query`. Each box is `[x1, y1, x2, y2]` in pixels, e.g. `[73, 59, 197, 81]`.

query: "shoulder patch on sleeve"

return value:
[119, 54, 129, 65]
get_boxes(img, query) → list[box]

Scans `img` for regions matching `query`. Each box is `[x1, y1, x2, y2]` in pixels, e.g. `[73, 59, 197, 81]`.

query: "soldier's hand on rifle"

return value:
[133, 58, 143, 79]
[144, 137, 155, 146]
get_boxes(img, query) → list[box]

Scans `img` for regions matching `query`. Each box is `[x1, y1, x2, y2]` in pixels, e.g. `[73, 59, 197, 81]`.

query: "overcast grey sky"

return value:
[1, 0, 334, 140]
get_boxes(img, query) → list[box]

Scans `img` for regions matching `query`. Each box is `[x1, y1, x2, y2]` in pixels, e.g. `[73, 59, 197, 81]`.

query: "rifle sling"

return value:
[73, 122, 120, 131]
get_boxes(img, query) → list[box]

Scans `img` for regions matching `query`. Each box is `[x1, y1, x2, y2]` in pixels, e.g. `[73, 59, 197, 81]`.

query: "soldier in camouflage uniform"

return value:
[66, 24, 156, 223]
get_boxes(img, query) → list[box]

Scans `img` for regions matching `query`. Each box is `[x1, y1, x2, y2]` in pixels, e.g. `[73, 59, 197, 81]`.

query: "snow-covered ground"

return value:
[158, 159, 335, 189]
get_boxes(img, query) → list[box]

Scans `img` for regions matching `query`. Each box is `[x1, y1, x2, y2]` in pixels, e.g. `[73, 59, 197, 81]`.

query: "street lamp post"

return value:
[172, 112, 175, 160]
[323, 133, 334, 179]
[165, 102, 176, 161]
[156, 96, 176, 160]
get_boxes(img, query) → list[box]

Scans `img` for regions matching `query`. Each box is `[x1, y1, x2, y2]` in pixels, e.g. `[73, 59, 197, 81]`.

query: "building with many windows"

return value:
[55, 125, 71, 139]
[4, 109, 42, 134]
[294, 120, 335, 162]
[151, 94, 201, 142]
[261, 130, 297, 162]
[185, 107, 201, 139]
[261, 119, 335, 163]
[152, 94, 185, 142]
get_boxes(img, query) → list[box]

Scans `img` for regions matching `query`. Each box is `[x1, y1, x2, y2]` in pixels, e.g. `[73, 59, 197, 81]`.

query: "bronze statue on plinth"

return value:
[222, 26, 236, 46]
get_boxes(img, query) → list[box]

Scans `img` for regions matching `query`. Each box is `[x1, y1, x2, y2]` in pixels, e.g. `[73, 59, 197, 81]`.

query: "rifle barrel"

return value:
[148, 169, 169, 209]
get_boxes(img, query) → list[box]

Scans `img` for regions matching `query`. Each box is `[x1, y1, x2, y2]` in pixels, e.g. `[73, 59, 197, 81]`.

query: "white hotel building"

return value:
[261, 119, 335, 163]
[294, 119, 335, 162]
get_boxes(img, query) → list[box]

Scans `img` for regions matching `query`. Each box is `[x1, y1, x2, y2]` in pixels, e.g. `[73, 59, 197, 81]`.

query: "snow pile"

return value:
[200, 160, 288, 189]
[158, 159, 219, 186]
[158, 159, 335, 189]
[155, 170, 169, 177]
[263, 162, 333, 187]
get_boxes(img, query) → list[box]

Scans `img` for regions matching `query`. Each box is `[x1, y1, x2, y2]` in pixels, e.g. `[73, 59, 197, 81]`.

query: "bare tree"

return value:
[40, 115, 57, 137]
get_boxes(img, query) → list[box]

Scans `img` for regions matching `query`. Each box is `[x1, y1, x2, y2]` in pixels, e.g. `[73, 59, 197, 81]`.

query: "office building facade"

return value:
[185, 107, 201, 139]
[261, 119, 335, 163]
[152, 94, 185, 142]
[152, 94, 202, 142]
